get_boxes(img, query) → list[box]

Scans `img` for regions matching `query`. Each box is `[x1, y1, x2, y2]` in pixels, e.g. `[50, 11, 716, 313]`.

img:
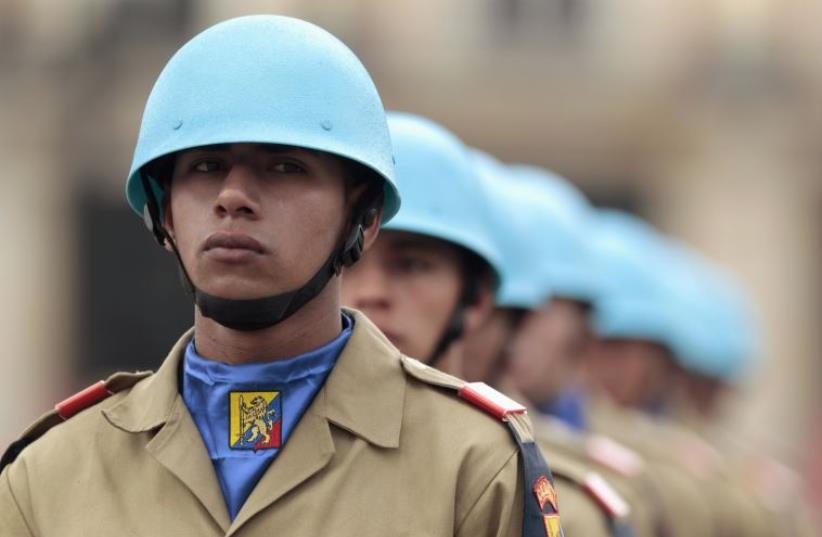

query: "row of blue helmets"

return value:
[383, 113, 759, 383]
[126, 15, 757, 383]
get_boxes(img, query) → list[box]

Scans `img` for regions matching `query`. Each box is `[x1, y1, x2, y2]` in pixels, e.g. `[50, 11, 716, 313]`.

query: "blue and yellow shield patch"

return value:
[229, 391, 282, 451]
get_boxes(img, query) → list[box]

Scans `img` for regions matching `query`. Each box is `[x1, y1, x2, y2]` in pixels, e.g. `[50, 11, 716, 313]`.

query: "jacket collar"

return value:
[320, 309, 405, 448]
[102, 309, 406, 448]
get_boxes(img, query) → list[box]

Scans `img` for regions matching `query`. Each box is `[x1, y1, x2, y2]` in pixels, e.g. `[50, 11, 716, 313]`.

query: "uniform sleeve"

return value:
[455, 450, 523, 537]
[0, 468, 35, 537]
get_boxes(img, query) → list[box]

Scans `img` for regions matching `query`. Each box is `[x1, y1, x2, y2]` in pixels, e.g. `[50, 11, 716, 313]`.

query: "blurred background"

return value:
[1, 0, 821, 516]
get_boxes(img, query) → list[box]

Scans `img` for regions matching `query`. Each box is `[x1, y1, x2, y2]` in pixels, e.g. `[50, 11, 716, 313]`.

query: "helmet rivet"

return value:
[172, 120, 183, 130]
[320, 120, 333, 131]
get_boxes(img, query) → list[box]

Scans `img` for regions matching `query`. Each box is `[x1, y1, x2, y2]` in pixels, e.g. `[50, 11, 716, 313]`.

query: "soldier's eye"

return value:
[271, 162, 306, 174]
[192, 160, 222, 173]
[392, 256, 433, 274]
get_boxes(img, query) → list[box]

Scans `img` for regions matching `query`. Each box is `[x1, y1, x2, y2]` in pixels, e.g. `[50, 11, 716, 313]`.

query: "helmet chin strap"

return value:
[140, 173, 372, 331]
[425, 304, 467, 368]
[426, 270, 483, 368]
[425, 254, 494, 368]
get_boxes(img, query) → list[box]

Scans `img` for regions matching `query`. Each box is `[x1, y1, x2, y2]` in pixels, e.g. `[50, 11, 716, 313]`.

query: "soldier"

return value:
[342, 112, 502, 377]
[471, 172, 717, 537]
[661, 244, 816, 537]
[482, 163, 600, 429]
[344, 121, 661, 537]
[584, 209, 779, 537]
[0, 16, 559, 537]
[342, 112, 638, 537]
[583, 210, 683, 415]
[469, 154, 667, 537]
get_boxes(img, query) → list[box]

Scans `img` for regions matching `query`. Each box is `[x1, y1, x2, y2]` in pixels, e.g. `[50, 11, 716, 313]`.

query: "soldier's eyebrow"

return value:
[387, 236, 457, 257]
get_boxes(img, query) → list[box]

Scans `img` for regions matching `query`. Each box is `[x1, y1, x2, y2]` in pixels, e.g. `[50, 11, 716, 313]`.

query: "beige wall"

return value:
[0, 72, 71, 446]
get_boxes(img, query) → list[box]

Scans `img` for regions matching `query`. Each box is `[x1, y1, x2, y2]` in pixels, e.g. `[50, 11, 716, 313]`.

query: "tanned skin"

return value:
[162, 142, 381, 365]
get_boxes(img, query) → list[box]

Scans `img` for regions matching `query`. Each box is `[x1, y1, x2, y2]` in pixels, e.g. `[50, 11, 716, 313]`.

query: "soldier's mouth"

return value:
[203, 232, 267, 254]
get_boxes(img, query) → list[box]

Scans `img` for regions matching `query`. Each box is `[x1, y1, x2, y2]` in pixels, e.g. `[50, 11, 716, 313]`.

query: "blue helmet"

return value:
[662, 246, 759, 382]
[382, 113, 503, 284]
[508, 165, 601, 304]
[473, 159, 598, 309]
[591, 210, 681, 350]
[126, 15, 400, 224]
[471, 152, 549, 309]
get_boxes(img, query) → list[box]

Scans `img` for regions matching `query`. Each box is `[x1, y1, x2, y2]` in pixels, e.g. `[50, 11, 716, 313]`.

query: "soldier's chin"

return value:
[195, 277, 287, 301]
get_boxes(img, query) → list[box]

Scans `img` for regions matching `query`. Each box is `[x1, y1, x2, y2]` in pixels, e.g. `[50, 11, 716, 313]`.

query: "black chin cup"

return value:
[138, 172, 376, 332]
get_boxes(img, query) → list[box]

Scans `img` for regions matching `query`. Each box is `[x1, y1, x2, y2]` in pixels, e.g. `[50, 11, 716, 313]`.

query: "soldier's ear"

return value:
[362, 206, 382, 252]
[161, 187, 176, 253]
[463, 283, 495, 335]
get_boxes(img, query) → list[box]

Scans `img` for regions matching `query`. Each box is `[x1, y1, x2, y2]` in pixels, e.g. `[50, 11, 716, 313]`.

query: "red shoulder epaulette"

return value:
[458, 382, 527, 421]
[55, 381, 113, 420]
[585, 434, 645, 477]
[398, 357, 527, 421]
[582, 472, 631, 520]
[0, 370, 152, 473]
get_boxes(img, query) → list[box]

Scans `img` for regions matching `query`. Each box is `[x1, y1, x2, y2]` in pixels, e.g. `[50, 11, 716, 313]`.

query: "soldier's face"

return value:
[506, 298, 590, 406]
[164, 143, 350, 300]
[461, 308, 520, 384]
[584, 338, 675, 409]
[341, 231, 463, 362]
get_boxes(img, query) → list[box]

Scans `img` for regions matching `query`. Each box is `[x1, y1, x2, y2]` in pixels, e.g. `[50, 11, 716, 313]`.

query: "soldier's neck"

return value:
[191, 283, 344, 365]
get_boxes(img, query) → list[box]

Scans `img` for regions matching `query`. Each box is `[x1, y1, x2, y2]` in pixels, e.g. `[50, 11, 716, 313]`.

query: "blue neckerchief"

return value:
[643, 397, 669, 418]
[182, 313, 353, 520]
[537, 387, 588, 431]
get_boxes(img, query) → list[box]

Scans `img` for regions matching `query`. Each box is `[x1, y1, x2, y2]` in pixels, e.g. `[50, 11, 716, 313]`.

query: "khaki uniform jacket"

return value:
[586, 397, 718, 537]
[532, 416, 659, 537]
[545, 449, 619, 537]
[496, 385, 645, 537]
[673, 403, 811, 537]
[0, 311, 531, 537]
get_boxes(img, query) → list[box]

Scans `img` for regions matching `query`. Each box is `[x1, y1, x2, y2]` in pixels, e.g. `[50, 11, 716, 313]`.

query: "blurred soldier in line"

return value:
[581, 210, 769, 537]
[469, 153, 668, 537]
[583, 210, 822, 537]
[471, 158, 723, 537]
[342, 112, 633, 537]
[483, 163, 600, 431]
[660, 242, 818, 537]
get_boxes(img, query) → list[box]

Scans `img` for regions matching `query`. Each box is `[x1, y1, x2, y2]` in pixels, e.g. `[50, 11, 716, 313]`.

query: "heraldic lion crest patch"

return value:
[229, 391, 282, 451]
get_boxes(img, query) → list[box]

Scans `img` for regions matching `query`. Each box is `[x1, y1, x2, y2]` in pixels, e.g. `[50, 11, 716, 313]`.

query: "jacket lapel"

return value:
[146, 396, 232, 532]
[102, 328, 231, 532]
[226, 310, 406, 533]
[227, 390, 335, 535]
